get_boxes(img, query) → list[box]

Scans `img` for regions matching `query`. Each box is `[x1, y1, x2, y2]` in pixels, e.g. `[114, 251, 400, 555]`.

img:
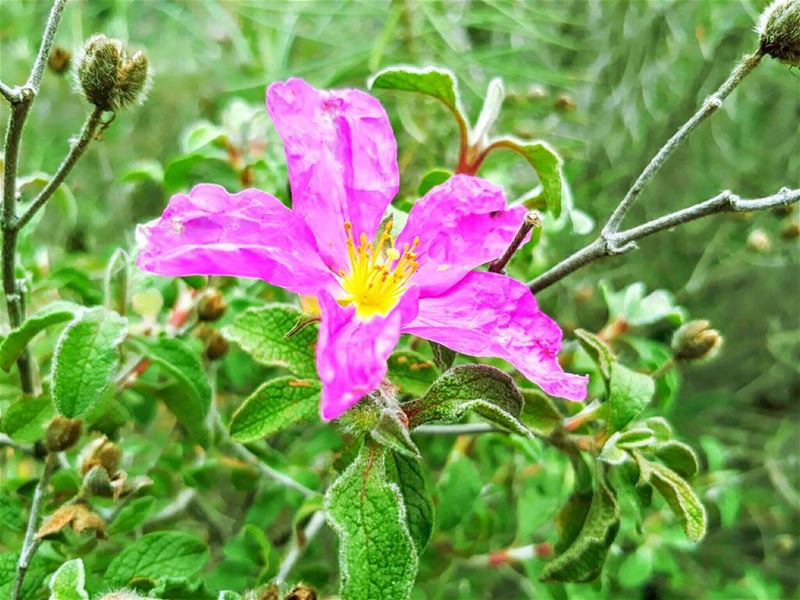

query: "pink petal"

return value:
[395, 175, 527, 296]
[316, 289, 419, 421]
[402, 272, 588, 401]
[267, 78, 399, 272]
[136, 183, 336, 296]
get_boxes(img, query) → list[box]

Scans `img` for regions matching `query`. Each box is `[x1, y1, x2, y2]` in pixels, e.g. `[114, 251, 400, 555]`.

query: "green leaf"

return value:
[229, 376, 320, 442]
[52, 308, 127, 418]
[607, 362, 655, 432]
[435, 455, 481, 530]
[642, 416, 673, 441]
[0, 492, 26, 531]
[387, 452, 434, 555]
[103, 248, 130, 316]
[600, 282, 685, 327]
[0, 301, 79, 371]
[121, 159, 164, 185]
[430, 342, 456, 372]
[130, 336, 211, 442]
[598, 433, 628, 466]
[654, 440, 700, 479]
[369, 66, 462, 119]
[105, 531, 209, 586]
[325, 444, 417, 600]
[108, 496, 157, 535]
[417, 169, 451, 196]
[0, 551, 50, 599]
[490, 139, 565, 216]
[520, 388, 563, 436]
[617, 547, 654, 589]
[616, 427, 656, 449]
[387, 350, 439, 398]
[49, 559, 89, 600]
[541, 476, 620, 583]
[217, 593, 242, 600]
[574, 328, 615, 381]
[222, 305, 317, 379]
[370, 410, 420, 459]
[0, 395, 53, 443]
[637, 455, 707, 542]
[404, 365, 530, 436]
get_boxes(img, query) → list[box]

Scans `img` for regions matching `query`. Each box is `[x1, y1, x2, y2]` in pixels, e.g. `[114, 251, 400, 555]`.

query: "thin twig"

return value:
[12, 453, 58, 600]
[0, 433, 35, 455]
[0, 82, 18, 104]
[25, 0, 69, 95]
[16, 107, 105, 231]
[229, 442, 318, 498]
[414, 423, 501, 435]
[529, 187, 800, 293]
[489, 211, 541, 274]
[275, 511, 327, 586]
[602, 51, 763, 236]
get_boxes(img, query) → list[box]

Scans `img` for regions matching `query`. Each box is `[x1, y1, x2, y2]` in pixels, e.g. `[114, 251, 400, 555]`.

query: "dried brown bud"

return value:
[36, 503, 105, 539]
[48, 46, 72, 74]
[80, 436, 122, 476]
[672, 320, 723, 363]
[758, 0, 800, 66]
[197, 288, 227, 321]
[285, 584, 317, 600]
[781, 220, 800, 240]
[76, 34, 150, 110]
[45, 417, 82, 452]
[554, 94, 576, 111]
[195, 323, 230, 360]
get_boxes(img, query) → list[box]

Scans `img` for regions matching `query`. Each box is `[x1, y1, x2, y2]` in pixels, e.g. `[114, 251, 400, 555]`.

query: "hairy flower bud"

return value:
[80, 436, 122, 476]
[285, 585, 318, 600]
[45, 417, 82, 452]
[197, 288, 227, 321]
[757, 0, 800, 65]
[672, 320, 723, 363]
[75, 34, 151, 110]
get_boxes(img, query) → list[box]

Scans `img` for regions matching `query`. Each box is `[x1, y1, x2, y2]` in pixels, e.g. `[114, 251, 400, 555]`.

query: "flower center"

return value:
[338, 220, 419, 320]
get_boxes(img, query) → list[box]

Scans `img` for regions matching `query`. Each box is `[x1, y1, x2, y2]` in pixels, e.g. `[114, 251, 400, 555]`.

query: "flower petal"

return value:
[267, 78, 399, 272]
[396, 175, 527, 296]
[316, 289, 419, 421]
[136, 183, 335, 296]
[402, 271, 587, 401]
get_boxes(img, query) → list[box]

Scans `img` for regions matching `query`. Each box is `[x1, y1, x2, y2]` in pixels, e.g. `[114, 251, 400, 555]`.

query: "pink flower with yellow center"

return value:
[136, 78, 587, 420]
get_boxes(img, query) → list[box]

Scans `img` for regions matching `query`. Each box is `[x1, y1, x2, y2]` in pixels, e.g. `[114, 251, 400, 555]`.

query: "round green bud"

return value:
[757, 0, 800, 66]
[672, 320, 723, 363]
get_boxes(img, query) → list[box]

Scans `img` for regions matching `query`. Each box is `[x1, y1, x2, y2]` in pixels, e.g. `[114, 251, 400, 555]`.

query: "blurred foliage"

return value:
[1, 1, 798, 599]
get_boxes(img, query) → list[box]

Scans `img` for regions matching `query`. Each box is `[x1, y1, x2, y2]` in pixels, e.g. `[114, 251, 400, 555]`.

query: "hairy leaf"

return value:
[325, 444, 417, 600]
[369, 66, 462, 120]
[229, 376, 320, 442]
[370, 410, 420, 458]
[387, 452, 435, 555]
[222, 304, 317, 379]
[0, 301, 79, 371]
[608, 362, 655, 432]
[654, 439, 700, 479]
[105, 531, 209, 586]
[387, 350, 439, 398]
[521, 388, 563, 436]
[574, 328, 615, 381]
[491, 139, 564, 216]
[49, 559, 89, 600]
[1, 395, 53, 443]
[52, 308, 127, 418]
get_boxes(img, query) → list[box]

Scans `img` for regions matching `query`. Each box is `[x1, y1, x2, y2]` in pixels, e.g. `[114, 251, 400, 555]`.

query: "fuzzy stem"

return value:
[12, 452, 58, 600]
[0, 81, 18, 104]
[529, 187, 800, 293]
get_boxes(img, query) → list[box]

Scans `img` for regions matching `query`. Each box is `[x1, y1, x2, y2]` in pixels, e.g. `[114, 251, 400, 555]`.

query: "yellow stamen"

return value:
[338, 220, 419, 320]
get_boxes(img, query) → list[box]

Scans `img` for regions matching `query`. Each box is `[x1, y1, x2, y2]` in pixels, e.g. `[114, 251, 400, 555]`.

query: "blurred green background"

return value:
[1, 1, 798, 598]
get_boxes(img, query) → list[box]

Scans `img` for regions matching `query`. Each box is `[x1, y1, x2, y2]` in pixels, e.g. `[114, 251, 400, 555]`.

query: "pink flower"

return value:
[137, 78, 587, 420]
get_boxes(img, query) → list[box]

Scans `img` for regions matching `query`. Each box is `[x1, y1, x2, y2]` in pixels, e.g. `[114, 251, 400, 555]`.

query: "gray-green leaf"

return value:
[52, 308, 127, 418]
[370, 410, 420, 458]
[387, 452, 434, 555]
[325, 444, 417, 600]
[369, 66, 462, 121]
[229, 376, 320, 442]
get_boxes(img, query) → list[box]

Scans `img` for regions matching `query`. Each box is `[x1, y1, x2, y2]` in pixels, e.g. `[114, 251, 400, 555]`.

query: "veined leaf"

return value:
[387, 350, 439, 398]
[222, 304, 317, 379]
[52, 308, 127, 418]
[0, 395, 53, 443]
[0, 301, 79, 371]
[369, 66, 463, 123]
[520, 388, 563, 436]
[370, 410, 420, 458]
[387, 452, 434, 555]
[325, 444, 417, 600]
[229, 376, 320, 442]
[608, 362, 655, 432]
[654, 439, 700, 479]
[105, 531, 209, 586]
[49, 559, 89, 600]
[575, 328, 615, 381]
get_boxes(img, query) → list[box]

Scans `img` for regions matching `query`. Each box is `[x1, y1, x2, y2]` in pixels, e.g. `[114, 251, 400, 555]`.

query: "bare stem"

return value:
[16, 107, 105, 230]
[275, 511, 327, 585]
[414, 423, 501, 435]
[529, 187, 800, 293]
[12, 453, 57, 600]
[0, 81, 18, 104]
[489, 211, 541, 274]
[603, 51, 763, 236]
[228, 442, 318, 498]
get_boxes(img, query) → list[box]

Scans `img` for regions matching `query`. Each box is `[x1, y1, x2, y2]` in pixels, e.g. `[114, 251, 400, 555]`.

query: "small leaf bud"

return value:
[554, 94, 576, 112]
[757, 0, 800, 66]
[781, 220, 800, 240]
[195, 323, 229, 360]
[75, 34, 151, 111]
[45, 417, 82, 452]
[672, 320, 723, 363]
[48, 46, 71, 74]
[197, 288, 227, 321]
[746, 228, 771, 252]
[80, 436, 122, 477]
[285, 585, 318, 600]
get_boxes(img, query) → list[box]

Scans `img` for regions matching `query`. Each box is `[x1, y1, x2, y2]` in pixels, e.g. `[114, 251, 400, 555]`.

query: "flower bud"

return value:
[757, 0, 800, 65]
[48, 46, 71, 74]
[195, 323, 229, 360]
[80, 436, 121, 476]
[747, 228, 771, 252]
[75, 34, 151, 111]
[554, 94, 576, 111]
[197, 288, 227, 321]
[285, 585, 317, 600]
[672, 320, 723, 363]
[45, 417, 82, 452]
[781, 220, 800, 240]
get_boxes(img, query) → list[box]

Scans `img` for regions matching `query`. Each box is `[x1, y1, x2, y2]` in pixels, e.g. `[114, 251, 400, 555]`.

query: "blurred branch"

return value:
[228, 441, 318, 498]
[603, 51, 764, 235]
[275, 510, 327, 586]
[529, 187, 800, 293]
[414, 423, 501, 435]
[16, 107, 105, 231]
[0, 433, 34, 455]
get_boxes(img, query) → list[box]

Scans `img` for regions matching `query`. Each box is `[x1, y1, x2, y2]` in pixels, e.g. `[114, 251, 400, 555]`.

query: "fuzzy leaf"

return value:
[490, 139, 565, 216]
[0, 492, 26, 532]
[370, 411, 420, 458]
[130, 337, 211, 442]
[521, 388, 563, 436]
[541, 477, 620, 582]
[616, 427, 656, 449]
[52, 308, 127, 418]
[0, 395, 53, 443]
[654, 440, 700, 479]
[575, 328, 615, 381]
[108, 496, 157, 535]
[387, 452, 434, 554]
[49, 559, 89, 600]
[0, 301, 79, 371]
[387, 351, 439, 397]
[436, 455, 481, 530]
[105, 531, 209, 586]
[229, 376, 320, 442]
[404, 365, 529, 436]
[369, 66, 461, 118]
[608, 363, 655, 432]
[430, 342, 456, 372]
[325, 444, 417, 600]
[222, 304, 317, 379]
